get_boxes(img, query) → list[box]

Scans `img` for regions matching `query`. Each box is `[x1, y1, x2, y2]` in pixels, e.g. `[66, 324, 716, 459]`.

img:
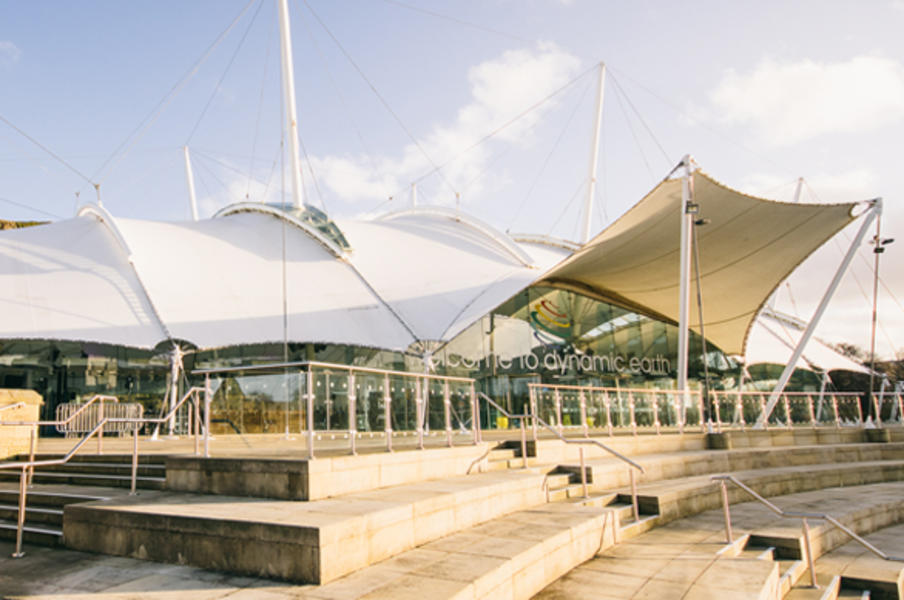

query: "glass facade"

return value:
[3, 285, 850, 434]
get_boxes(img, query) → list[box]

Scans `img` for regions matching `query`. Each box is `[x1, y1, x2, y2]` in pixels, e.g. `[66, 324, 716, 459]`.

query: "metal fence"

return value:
[55, 401, 144, 436]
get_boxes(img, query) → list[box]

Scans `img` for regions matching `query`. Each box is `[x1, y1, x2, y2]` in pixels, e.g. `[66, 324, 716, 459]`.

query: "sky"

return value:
[1, 0, 902, 359]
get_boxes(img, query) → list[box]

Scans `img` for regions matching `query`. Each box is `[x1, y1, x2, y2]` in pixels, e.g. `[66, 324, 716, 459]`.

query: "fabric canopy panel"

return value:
[746, 311, 868, 374]
[116, 213, 417, 351]
[539, 171, 858, 356]
[0, 216, 166, 348]
[340, 211, 569, 345]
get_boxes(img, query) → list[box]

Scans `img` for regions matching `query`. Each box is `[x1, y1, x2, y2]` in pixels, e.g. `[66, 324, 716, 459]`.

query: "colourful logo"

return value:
[529, 299, 571, 346]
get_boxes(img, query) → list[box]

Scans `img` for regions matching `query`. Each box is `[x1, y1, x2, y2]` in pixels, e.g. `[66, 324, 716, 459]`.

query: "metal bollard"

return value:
[579, 447, 588, 499]
[630, 468, 639, 522]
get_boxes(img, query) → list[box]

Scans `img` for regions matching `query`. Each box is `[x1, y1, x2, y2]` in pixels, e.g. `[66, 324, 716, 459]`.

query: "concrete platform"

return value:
[63, 468, 553, 584]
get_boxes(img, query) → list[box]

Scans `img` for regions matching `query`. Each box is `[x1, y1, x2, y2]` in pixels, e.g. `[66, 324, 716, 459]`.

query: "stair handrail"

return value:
[0, 394, 118, 428]
[0, 387, 207, 560]
[712, 474, 904, 590]
[477, 392, 643, 519]
[473, 392, 532, 471]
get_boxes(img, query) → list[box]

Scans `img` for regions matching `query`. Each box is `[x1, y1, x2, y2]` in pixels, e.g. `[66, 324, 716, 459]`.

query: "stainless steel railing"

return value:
[194, 361, 479, 459]
[712, 474, 904, 589]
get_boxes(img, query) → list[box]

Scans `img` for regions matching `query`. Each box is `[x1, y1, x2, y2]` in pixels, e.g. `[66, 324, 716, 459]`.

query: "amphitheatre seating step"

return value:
[610, 460, 904, 522]
[564, 442, 904, 492]
[62, 467, 560, 584]
[0, 469, 166, 490]
[536, 482, 904, 600]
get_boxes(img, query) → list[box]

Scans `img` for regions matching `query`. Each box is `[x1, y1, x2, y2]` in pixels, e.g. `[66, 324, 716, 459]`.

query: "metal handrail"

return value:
[478, 392, 643, 520]
[712, 474, 904, 589]
[0, 394, 118, 428]
[0, 387, 206, 559]
[193, 359, 476, 383]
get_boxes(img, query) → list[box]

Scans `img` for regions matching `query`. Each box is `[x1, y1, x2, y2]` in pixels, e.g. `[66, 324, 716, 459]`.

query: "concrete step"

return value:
[0, 503, 63, 526]
[571, 442, 904, 493]
[63, 467, 558, 584]
[0, 518, 63, 546]
[0, 470, 165, 490]
[15, 453, 168, 465]
[837, 591, 871, 599]
[302, 501, 621, 599]
[0, 484, 114, 508]
[615, 460, 904, 523]
[33, 461, 166, 477]
[536, 482, 904, 600]
[785, 572, 841, 600]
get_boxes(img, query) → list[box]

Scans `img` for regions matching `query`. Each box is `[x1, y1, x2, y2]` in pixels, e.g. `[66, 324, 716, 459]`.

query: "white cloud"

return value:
[0, 41, 21, 67]
[708, 56, 904, 146]
[310, 42, 581, 205]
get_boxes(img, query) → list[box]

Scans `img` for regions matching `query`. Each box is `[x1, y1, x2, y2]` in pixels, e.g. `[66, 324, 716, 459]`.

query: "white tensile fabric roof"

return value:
[746, 310, 868, 374]
[0, 204, 568, 352]
[540, 171, 859, 356]
[0, 168, 864, 363]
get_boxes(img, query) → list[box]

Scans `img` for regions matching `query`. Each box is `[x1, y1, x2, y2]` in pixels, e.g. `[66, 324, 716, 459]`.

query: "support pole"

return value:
[757, 199, 882, 427]
[581, 62, 606, 244]
[677, 156, 695, 414]
[792, 176, 804, 203]
[183, 146, 199, 221]
[277, 0, 305, 209]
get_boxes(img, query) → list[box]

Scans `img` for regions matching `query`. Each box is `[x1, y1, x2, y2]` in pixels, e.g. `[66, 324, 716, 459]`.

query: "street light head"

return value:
[694, 218, 711, 226]
[685, 202, 700, 215]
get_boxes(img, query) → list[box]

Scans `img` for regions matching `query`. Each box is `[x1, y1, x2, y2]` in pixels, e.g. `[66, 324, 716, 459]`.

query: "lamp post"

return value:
[689, 205, 712, 424]
[869, 223, 894, 420]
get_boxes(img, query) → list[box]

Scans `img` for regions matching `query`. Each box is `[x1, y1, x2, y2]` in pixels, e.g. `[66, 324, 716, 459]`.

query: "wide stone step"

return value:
[0, 470, 166, 490]
[303, 501, 620, 599]
[15, 453, 168, 465]
[0, 483, 115, 508]
[63, 468, 555, 584]
[537, 483, 904, 600]
[571, 442, 904, 492]
[0, 518, 62, 546]
[0, 503, 63, 526]
[33, 462, 166, 477]
[616, 460, 904, 522]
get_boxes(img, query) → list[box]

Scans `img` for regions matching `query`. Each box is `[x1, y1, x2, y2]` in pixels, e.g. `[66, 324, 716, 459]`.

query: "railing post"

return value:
[193, 391, 200, 456]
[415, 376, 424, 450]
[204, 374, 211, 458]
[832, 395, 841, 429]
[629, 468, 639, 522]
[471, 383, 481, 444]
[759, 394, 768, 430]
[873, 393, 883, 428]
[306, 368, 315, 460]
[719, 480, 733, 544]
[652, 392, 661, 435]
[856, 395, 864, 426]
[443, 381, 452, 448]
[801, 517, 818, 588]
[97, 398, 104, 455]
[604, 392, 613, 437]
[713, 393, 722, 433]
[579, 391, 589, 438]
[530, 387, 539, 442]
[520, 417, 528, 470]
[807, 394, 817, 429]
[383, 374, 393, 453]
[897, 393, 904, 425]
[628, 391, 637, 436]
[27, 427, 36, 487]
[131, 424, 139, 496]
[12, 465, 27, 558]
[737, 392, 746, 431]
[783, 395, 793, 430]
[698, 392, 706, 433]
[554, 389, 563, 433]
[348, 372, 357, 456]
[579, 447, 589, 498]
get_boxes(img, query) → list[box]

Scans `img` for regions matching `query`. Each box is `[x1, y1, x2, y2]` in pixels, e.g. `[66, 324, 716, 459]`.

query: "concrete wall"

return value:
[0, 389, 42, 459]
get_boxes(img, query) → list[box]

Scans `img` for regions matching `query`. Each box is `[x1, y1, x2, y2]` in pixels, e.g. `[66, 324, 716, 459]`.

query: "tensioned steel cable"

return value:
[88, 0, 259, 191]
[302, 0, 459, 198]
